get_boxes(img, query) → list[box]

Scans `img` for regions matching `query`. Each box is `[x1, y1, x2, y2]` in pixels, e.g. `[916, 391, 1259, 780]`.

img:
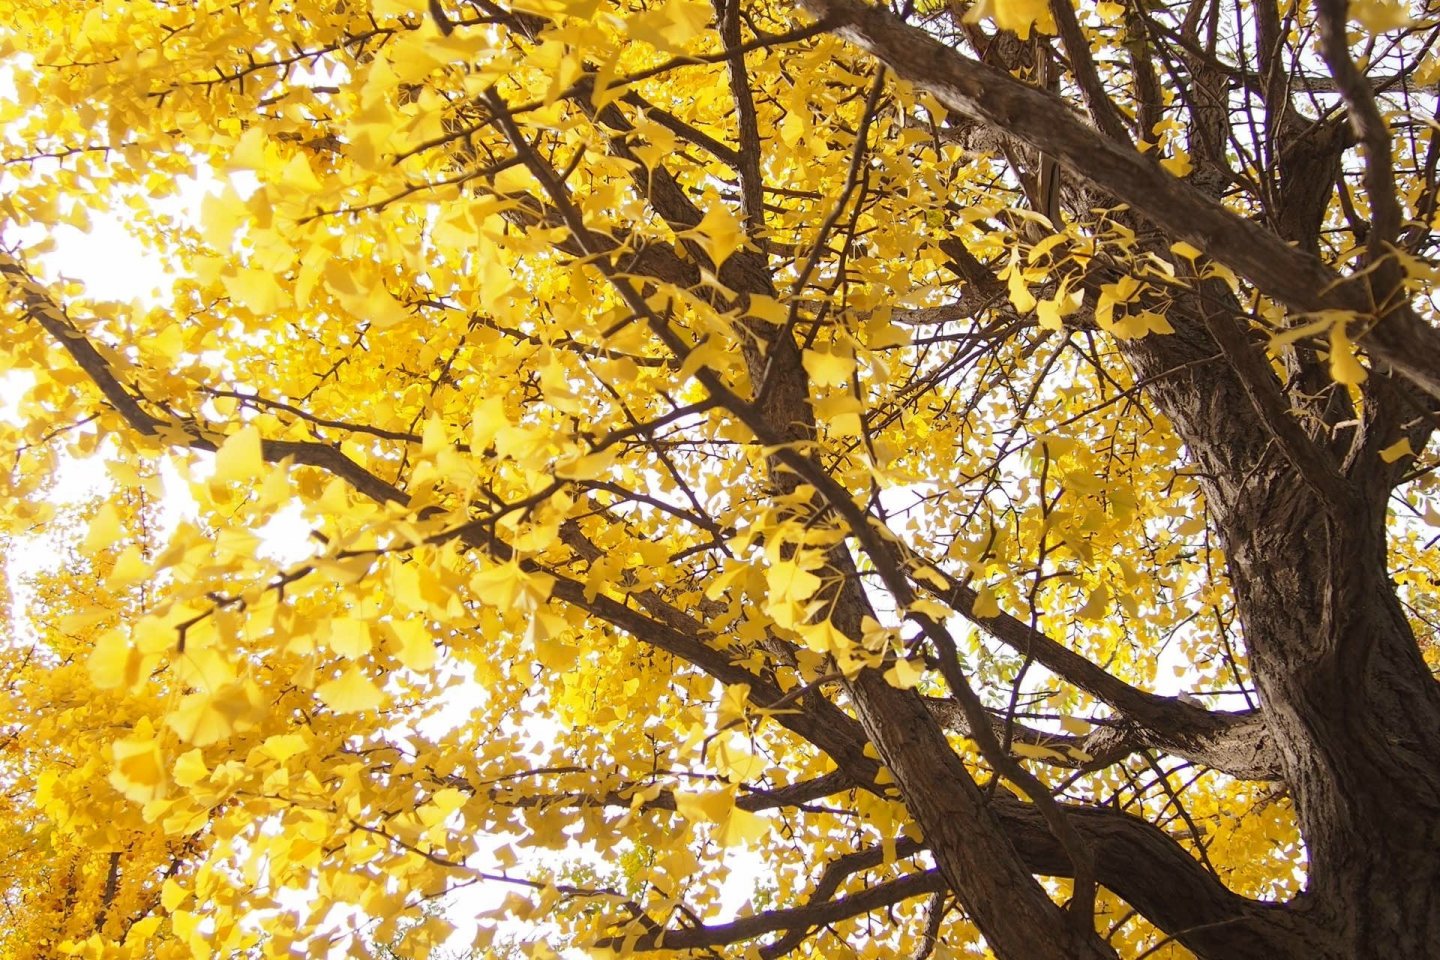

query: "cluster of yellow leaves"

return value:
[0, 0, 1435, 958]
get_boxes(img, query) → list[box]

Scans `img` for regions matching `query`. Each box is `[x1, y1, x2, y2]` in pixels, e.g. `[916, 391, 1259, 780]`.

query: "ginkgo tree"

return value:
[2, 0, 1438, 956]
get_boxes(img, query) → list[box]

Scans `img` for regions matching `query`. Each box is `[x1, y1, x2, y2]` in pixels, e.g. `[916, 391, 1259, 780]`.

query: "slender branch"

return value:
[1047, 0, 1131, 144]
[716, 0, 768, 242]
[3, 253, 165, 436]
[1314, 0, 1403, 266]
[763, 837, 927, 958]
[591, 870, 948, 955]
[1194, 302, 1356, 514]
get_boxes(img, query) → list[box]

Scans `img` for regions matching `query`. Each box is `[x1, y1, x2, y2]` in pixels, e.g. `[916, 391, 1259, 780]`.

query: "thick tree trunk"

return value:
[1127, 319, 1440, 958]
[843, 669, 1117, 960]
[1221, 478, 1440, 956]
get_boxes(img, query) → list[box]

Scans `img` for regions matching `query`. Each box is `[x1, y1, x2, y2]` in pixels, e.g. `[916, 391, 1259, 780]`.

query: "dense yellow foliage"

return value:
[1, 0, 1437, 958]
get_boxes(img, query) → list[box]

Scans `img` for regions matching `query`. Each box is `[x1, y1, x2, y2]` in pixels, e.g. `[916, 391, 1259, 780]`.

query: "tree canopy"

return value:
[2, 0, 1439, 957]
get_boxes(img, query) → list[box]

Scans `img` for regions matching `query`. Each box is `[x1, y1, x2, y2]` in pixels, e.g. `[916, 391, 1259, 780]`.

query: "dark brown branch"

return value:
[763, 837, 927, 958]
[1194, 302, 1355, 514]
[906, 891, 949, 960]
[482, 770, 858, 817]
[716, 0, 768, 242]
[1314, 0, 1403, 266]
[619, 90, 742, 167]
[798, 0, 1440, 400]
[201, 387, 425, 444]
[5, 253, 413, 508]
[909, 560, 1280, 779]
[991, 795, 1317, 959]
[4, 254, 165, 436]
[92, 851, 123, 933]
[1047, 0, 1131, 144]
[592, 870, 947, 955]
[921, 697, 1277, 781]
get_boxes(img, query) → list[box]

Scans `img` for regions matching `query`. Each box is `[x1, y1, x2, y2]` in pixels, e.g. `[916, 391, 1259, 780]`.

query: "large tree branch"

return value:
[992, 795, 1317, 960]
[847, 250, 1286, 783]
[1046, 0, 1131, 145]
[913, 563, 1281, 780]
[922, 698, 1279, 782]
[796, 0, 1440, 401]
[486, 77, 1119, 958]
[1314, 0, 1402, 268]
[2, 251, 413, 508]
[715, 0, 768, 241]
[473, 770, 1313, 960]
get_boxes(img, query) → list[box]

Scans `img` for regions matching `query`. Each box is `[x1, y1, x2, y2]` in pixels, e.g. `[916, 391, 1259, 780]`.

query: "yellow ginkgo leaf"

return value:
[713, 737, 766, 782]
[212, 425, 265, 484]
[765, 559, 823, 606]
[390, 618, 438, 672]
[105, 544, 151, 591]
[89, 629, 149, 691]
[172, 748, 210, 788]
[802, 348, 856, 388]
[1328, 321, 1368, 386]
[1076, 583, 1110, 620]
[796, 618, 850, 654]
[221, 266, 292, 315]
[1012, 742, 1067, 761]
[675, 788, 732, 824]
[316, 666, 386, 714]
[166, 692, 238, 747]
[470, 396, 510, 451]
[1379, 438, 1414, 464]
[972, 585, 1001, 619]
[511, 0, 600, 20]
[1350, 0, 1412, 31]
[625, 0, 712, 54]
[259, 733, 310, 765]
[82, 503, 122, 556]
[965, 0, 1055, 38]
[1160, 150, 1193, 178]
[884, 657, 925, 690]
[110, 720, 168, 803]
[327, 617, 374, 658]
[716, 807, 770, 847]
[685, 205, 745, 268]
[161, 878, 190, 913]
[1007, 264, 1037, 313]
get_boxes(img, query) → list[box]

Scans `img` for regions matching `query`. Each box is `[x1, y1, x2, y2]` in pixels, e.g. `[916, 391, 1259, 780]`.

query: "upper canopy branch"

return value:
[796, 0, 1440, 401]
